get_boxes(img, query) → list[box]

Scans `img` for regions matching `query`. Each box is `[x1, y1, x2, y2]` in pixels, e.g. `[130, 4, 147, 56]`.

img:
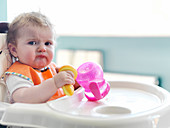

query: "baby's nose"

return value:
[37, 44, 46, 52]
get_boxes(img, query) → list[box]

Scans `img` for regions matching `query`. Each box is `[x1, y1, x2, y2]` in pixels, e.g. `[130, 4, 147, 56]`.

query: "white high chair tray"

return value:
[1, 81, 170, 128]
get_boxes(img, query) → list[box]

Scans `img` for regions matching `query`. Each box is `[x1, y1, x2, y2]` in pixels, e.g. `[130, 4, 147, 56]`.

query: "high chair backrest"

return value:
[0, 22, 12, 102]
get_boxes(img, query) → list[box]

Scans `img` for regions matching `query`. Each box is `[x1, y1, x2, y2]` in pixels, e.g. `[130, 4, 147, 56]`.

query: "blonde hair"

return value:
[7, 12, 54, 45]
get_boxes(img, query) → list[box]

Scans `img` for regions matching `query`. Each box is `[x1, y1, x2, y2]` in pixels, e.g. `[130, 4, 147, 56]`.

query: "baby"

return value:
[5, 12, 78, 103]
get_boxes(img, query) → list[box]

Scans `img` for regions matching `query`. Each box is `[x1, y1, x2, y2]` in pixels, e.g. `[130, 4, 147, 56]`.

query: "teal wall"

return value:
[0, 0, 7, 21]
[56, 36, 170, 92]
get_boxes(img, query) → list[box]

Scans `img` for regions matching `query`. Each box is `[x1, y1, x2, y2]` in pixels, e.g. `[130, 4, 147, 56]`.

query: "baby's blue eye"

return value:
[28, 41, 36, 45]
[45, 42, 52, 46]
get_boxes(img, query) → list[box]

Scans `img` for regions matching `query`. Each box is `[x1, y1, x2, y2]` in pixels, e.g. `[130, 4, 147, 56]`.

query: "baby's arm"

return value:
[10, 70, 75, 103]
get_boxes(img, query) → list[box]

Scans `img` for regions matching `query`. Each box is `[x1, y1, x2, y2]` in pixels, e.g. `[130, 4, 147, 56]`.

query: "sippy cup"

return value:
[76, 62, 110, 101]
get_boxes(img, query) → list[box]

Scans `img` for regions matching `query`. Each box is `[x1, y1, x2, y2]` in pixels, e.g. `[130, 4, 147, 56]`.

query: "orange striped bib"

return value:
[5, 61, 65, 101]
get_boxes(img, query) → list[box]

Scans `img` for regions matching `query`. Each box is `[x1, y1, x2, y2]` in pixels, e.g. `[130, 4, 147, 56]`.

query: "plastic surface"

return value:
[1, 81, 170, 128]
[0, 102, 9, 120]
[76, 62, 110, 100]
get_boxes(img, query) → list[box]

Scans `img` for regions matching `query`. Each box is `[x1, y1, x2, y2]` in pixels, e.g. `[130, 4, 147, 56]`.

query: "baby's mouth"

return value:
[36, 55, 46, 58]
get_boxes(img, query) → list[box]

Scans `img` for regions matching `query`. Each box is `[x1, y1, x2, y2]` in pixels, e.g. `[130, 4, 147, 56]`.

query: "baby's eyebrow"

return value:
[26, 38, 38, 41]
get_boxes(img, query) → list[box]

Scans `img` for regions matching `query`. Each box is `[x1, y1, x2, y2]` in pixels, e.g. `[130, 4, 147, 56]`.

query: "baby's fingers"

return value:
[65, 76, 75, 85]
[65, 70, 75, 78]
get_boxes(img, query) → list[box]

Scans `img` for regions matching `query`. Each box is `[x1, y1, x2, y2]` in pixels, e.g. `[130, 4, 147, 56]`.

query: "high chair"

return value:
[1, 22, 170, 128]
[0, 22, 12, 102]
[0, 22, 11, 128]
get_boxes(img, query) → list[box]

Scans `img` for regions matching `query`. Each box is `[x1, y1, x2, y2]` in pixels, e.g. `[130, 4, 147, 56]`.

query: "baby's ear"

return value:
[8, 43, 18, 57]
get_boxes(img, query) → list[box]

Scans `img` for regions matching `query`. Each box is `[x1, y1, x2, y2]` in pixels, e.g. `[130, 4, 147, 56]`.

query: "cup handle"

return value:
[89, 82, 102, 100]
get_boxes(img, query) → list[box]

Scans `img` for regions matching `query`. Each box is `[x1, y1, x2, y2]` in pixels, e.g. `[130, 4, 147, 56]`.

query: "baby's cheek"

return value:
[23, 53, 35, 64]
[48, 51, 54, 61]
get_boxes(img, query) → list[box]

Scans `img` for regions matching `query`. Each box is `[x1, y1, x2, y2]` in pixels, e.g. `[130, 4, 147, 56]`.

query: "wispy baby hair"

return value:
[7, 12, 54, 45]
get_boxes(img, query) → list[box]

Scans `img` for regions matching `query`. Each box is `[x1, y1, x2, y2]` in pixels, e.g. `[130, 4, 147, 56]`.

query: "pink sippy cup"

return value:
[76, 62, 110, 101]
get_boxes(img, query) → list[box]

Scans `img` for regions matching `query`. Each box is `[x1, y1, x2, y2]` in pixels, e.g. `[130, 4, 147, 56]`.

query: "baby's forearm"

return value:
[12, 78, 57, 103]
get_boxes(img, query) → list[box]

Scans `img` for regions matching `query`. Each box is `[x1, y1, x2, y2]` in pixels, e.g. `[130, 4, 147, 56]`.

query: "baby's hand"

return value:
[53, 70, 75, 88]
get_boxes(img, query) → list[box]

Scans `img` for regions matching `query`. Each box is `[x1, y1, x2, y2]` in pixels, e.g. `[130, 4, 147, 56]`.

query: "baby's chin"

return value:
[34, 59, 50, 69]
[36, 64, 48, 69]
[32, 62, 49, 70]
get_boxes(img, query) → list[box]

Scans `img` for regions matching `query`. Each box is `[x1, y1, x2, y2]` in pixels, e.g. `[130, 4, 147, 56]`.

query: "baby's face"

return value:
[14, 25, 55, 69]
